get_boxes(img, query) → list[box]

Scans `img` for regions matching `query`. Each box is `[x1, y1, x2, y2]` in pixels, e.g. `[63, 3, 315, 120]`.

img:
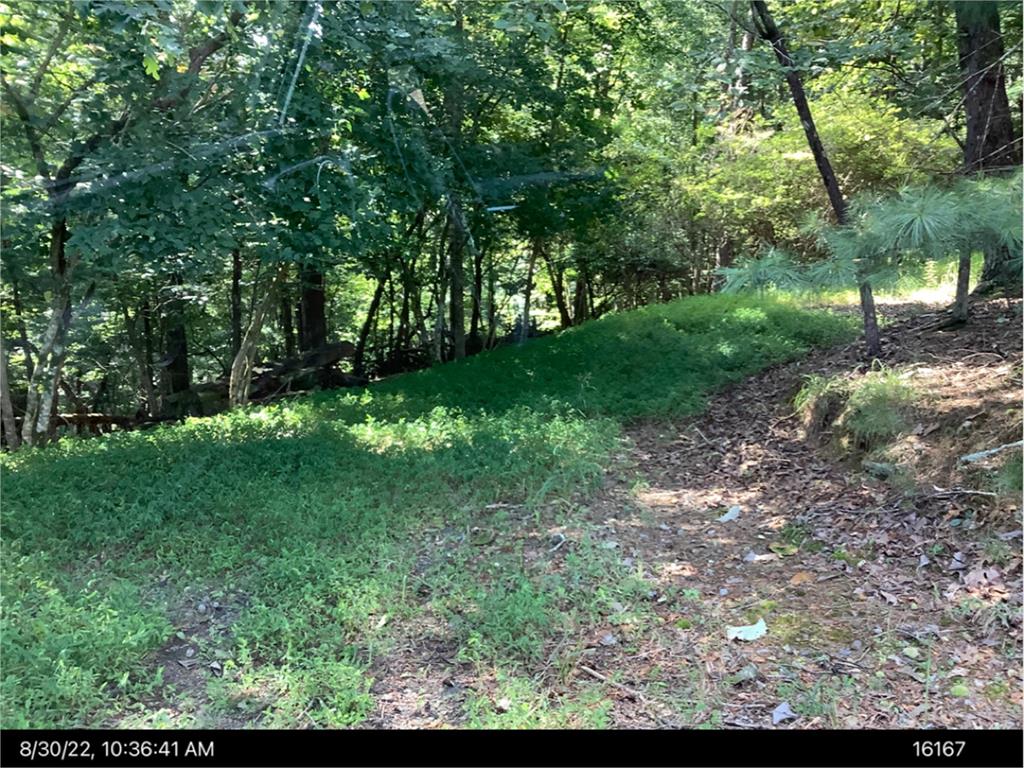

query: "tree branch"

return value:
[30, 11, 71, 97]
[1, 75, 51, 180]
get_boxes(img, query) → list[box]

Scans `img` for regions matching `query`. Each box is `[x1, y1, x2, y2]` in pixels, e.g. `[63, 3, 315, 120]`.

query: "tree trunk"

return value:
[485, 249, 497, 349]
[280, 272, 296, 359]
[447, 206, 467, 360]
[164, 275, 192, 396]
[229, 264, 288, 407]
[544, 246, 573, 328]
[9, 276, 34, 381]
[955, 2, 1022, 294]
[21, 220, 75, 446]
[122, 303, 159, 417]
[573, 266, 591, 324]
[520, 240, 540, 344]
[858, 281, 882, 357]
[299, 263, 327, 351]
[231, 248, 243, 357]
[354, 276, 387, 378]
[468, 241, 485, 353]
[952, 249, 973, 323]
[1, 342, 20, 450]
[751, 0, 881, 357]
[955, 1, 1021, 173]
[432, 218, 450, 363]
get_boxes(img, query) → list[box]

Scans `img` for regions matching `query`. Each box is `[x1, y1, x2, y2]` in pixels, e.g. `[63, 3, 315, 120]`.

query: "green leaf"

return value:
[143, 55, 160, 80]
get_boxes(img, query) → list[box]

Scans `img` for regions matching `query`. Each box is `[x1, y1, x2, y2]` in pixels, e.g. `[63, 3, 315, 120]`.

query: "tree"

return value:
[954, 1, 1023, 293]
[750, 0, 881, 356]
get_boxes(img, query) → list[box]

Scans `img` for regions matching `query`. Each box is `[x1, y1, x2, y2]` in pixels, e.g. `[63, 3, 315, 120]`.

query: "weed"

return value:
[840, 368, 918, 450]
[462, 671, 611, 729]
[993, 448, 1023, 498]
[776, 675, 858, 725]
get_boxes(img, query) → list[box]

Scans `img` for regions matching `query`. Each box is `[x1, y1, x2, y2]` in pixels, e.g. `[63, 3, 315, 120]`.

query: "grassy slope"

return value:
[0, 295, 855, 728]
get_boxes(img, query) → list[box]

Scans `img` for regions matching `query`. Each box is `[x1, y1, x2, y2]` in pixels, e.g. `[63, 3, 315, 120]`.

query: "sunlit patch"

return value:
[635, 490, 681, 507]
[657, 562, 698, 578]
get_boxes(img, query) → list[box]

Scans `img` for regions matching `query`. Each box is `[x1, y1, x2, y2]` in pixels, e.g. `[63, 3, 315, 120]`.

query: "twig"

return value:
[692, 426, 717, 448]
[924, 486, 997, 499]
[958, 441, 1023, 465]
[579, 665, 644, 700]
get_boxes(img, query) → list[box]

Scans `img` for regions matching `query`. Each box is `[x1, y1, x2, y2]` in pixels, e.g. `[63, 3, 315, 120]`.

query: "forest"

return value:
[1, 0, 1022, 735]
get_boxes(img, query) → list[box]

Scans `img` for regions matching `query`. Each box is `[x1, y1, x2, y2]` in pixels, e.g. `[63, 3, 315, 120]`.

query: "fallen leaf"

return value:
[726, 618, 767, 642]
[789, 571, 814, 586]
[769, 542, 799, 557]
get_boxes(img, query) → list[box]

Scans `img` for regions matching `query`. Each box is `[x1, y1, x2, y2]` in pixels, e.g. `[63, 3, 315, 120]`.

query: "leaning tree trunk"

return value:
[751, 0, 881, 357]
[229, 264, 288, 407]
[354, 275, 387, 378]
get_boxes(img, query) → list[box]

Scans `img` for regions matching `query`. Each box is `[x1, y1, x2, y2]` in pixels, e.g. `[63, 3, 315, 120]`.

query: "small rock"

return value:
[185, 647, 196, 658]
[599, 633, 618, 647]
[719, 588, 729, 596]
[496, 697, 511, 712]
[197, 602, 208, 614]
[621, 557, 634, 567]
[602, 541, 619, 550]
[658, 523, 672, 532]
[609, 601, 626, 614]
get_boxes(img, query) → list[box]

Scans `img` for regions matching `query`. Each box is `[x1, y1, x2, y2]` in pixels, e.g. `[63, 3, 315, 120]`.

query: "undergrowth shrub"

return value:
[796, 368, 918, 452]
[840, 369, 918, 450]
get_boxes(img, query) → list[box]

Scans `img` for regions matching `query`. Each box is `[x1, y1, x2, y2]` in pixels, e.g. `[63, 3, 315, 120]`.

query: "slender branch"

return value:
[29, 11, 71, 97]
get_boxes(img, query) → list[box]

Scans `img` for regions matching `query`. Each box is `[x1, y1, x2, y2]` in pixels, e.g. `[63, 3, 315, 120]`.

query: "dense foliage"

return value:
[2, 0, 1019, 443]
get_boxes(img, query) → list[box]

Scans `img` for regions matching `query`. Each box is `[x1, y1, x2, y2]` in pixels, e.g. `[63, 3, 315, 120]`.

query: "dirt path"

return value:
[574, 298, 1022, 729]
[364, 299, 1021, 730]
